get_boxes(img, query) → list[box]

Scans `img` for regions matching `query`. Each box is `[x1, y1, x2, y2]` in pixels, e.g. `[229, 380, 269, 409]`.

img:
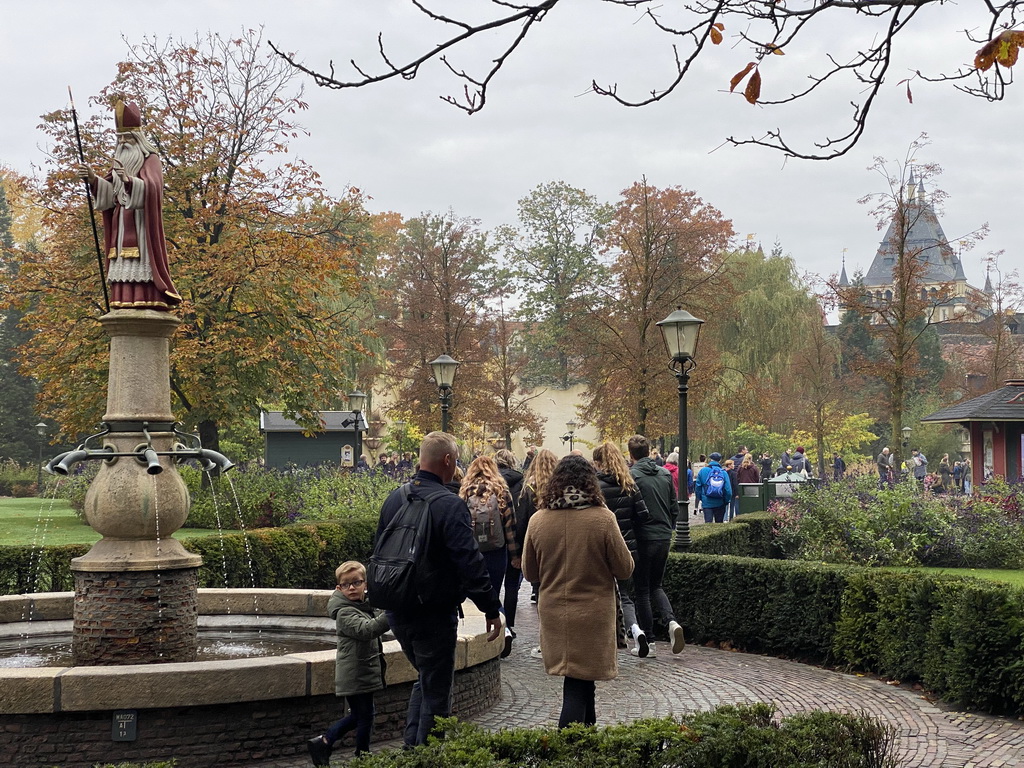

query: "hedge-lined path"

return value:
[260, 575, 1024, 767]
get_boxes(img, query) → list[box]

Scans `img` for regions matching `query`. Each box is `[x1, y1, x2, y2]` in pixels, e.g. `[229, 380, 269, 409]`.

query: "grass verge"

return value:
[0, 497, 224, 546]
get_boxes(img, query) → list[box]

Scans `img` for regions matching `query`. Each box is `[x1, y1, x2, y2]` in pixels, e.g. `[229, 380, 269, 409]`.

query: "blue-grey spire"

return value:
[953, 254, 967, 281]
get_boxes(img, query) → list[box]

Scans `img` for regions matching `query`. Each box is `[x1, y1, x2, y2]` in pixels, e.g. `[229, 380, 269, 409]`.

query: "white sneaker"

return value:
[669, 620, 685, 654]
[630, 629, 649, 658]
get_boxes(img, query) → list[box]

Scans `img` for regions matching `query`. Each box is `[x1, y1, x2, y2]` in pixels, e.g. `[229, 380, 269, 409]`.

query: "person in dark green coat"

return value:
[307, 561, 390, 766]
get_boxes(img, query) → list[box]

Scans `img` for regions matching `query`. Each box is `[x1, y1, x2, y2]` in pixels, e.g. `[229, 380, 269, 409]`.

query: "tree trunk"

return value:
[198, 418, 221, 485]
[815, 404, 826, 479]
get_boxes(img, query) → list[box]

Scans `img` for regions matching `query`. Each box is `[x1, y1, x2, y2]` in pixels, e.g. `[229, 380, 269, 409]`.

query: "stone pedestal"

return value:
[71, 310, 202, 665]
[73, 569, 199, 664]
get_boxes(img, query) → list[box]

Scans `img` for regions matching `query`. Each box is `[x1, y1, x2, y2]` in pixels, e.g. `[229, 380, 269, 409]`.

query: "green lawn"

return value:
[0, 497, 224, 546]
[911, 566, 1024, 589]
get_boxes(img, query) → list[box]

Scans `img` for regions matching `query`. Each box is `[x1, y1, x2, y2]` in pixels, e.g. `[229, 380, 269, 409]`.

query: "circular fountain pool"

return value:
[0, 588, 502, 768]
[0, 627, 335, 668]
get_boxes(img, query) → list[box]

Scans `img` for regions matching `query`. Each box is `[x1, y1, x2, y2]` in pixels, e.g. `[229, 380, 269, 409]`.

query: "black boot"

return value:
[307, 736, 332, 767]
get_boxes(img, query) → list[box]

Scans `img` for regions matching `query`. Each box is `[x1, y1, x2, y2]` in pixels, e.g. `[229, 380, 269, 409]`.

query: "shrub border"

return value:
[667, 514, 1024, 715]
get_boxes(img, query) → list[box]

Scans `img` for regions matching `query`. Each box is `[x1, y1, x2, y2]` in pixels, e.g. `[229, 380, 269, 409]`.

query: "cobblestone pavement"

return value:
[261, 534, 1024, 767]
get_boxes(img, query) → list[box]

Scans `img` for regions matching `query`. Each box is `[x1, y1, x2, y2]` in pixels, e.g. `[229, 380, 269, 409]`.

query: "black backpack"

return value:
[367, 484, 450, 611]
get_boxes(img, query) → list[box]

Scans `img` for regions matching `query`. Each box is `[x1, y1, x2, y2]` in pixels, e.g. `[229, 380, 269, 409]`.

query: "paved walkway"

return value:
[265, 510, 1024, 767]
[477, 594, 1024, 768]
[264, 577, 1024, 767]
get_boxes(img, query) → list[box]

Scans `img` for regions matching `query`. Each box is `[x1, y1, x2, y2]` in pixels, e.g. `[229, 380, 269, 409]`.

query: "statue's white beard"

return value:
[114, 143, 145, 177]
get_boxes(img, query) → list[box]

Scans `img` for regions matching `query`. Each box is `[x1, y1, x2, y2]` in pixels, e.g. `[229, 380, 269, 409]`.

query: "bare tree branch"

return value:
[270, 0, 1024, 157]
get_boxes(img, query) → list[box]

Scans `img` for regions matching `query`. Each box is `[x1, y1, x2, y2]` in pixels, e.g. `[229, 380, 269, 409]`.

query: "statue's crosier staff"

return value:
[68, 86, 110, 313]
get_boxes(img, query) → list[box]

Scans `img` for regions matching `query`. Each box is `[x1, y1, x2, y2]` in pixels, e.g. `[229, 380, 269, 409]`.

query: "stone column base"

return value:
[73, 567, 199, 665]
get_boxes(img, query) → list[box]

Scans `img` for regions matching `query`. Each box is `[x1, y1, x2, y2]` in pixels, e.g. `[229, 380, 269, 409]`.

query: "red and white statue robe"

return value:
[93, 153, 181, 310]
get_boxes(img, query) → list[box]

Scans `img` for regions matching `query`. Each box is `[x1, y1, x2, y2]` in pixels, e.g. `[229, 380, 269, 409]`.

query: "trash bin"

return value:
[737, 482, 766, 515]
[766, 472, 808, 504]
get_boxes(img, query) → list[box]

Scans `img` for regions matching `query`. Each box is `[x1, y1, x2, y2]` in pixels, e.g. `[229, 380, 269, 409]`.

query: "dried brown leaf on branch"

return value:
[730, 62, 756, 92]
[710, 23, 725, 45]
[975, 30, 1024, 71]
[744, 68, 762, 104]
[898, 78, 913, 103]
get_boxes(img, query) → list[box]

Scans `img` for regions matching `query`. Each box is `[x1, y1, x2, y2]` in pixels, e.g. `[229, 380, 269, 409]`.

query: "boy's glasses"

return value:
[339, 579, 366, 590]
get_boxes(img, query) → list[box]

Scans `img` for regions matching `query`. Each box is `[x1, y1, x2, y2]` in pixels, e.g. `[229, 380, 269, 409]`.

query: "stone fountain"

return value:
[71, 309, 202, 665]
[0, 99, 501, 767]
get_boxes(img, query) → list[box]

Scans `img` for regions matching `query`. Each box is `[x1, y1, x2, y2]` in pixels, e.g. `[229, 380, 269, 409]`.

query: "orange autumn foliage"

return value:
[9, 31, 378, 445]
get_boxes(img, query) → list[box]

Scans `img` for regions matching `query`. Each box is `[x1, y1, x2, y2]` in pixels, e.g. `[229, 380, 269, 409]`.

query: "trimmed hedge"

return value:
[346, 706, 898, 768]
[0, 519, 376, 597]
[664, 551, 1024, 715]
[0, 542, 89, 595]
[184, 518, 376, 589]
[689, 512, 778, 558]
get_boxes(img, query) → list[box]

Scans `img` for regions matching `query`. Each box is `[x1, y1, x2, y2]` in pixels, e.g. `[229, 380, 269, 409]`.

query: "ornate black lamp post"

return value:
[560, 420, 577, 452]
[35, 422, 48, 496]
[395, 419, 407, 454]
[901, 425, 912, 449]
[346, 391, 367, 463]
[429, 354, 460, 433]
[657, 307, 704, 551]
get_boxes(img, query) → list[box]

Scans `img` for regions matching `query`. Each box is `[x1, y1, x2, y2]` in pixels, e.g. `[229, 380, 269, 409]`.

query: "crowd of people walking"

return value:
[308, 432, 974, 764]
[309, 432, 705, 763]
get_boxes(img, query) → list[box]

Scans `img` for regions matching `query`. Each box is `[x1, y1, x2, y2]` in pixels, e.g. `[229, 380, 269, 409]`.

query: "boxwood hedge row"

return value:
[0, 518, 376, 596]
[670, 513, 1024, 715]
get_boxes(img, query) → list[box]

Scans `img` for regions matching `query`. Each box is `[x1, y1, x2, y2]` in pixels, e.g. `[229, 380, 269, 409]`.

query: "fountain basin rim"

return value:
[0, 589, 500, 715]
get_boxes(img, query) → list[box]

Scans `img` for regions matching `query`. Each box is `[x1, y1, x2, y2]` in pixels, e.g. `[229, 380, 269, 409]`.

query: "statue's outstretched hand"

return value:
[77, 163, 96, 183]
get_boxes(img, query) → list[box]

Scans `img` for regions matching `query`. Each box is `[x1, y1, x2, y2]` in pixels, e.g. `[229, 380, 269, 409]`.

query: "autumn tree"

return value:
[575, 179, 733, 440]
[0, 175, 40, 464]
[271, 1, 1024, 158]
[8, 31, 373, 448]
[833, 148, 981, 468]
[977, 255, 1024, 386]
[499, 181, 611, 388]
[790, 313, 845, 477]
[477, 299, 546, 447]
[377, 210, 499, 433]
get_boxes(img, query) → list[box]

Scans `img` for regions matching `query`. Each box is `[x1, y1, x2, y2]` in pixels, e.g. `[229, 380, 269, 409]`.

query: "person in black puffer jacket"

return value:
[495, 449, 525, 656]
[592, 441, 651, 657]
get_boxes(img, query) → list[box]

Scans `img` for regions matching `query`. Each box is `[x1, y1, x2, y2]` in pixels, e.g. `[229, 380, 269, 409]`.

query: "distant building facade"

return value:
[260, 411, 367, 469]
[837, 171, 992, 324]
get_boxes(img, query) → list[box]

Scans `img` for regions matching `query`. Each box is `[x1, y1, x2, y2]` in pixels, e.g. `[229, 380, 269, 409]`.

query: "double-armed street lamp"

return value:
[657, 307, 705, 552]
[559, 420, 578, 452]
[35, 422, 48, 497]
[429, 354, 460, 433]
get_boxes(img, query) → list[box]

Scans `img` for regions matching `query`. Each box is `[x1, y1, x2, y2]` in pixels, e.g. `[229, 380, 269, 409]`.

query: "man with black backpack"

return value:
[370, 431, 502, 747]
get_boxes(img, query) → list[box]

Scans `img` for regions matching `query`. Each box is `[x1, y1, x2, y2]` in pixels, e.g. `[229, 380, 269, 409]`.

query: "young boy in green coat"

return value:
[307, 561, 390, 766]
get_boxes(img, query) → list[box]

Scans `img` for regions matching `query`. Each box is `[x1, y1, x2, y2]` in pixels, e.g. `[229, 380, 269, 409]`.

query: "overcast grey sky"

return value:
[2, 1, 1021, 293]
